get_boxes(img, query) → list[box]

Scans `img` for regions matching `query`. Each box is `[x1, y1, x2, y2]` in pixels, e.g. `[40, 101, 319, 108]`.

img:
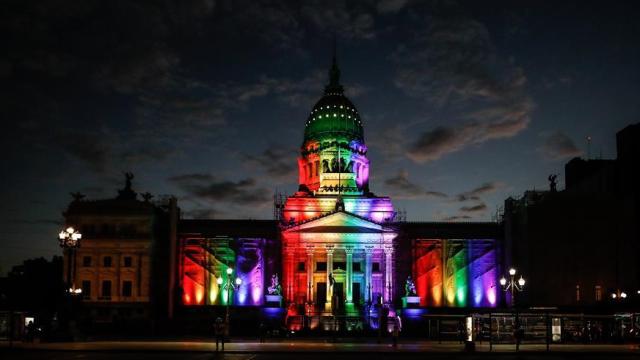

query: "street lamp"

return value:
[499, 267, 525, 307]
[58, 227, 82, 295]
[611, 289, 628, 300]
[217, 267, 241, 326]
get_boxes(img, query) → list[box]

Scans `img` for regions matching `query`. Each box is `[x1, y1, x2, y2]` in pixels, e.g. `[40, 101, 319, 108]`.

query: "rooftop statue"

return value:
[117, 172, 138, 200]
[548, 174, 558, 192]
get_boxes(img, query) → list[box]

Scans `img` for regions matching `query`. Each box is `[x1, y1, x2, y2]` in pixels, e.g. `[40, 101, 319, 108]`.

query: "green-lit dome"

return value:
[304, 94, 364, 142]
[303, 55, 364, 142]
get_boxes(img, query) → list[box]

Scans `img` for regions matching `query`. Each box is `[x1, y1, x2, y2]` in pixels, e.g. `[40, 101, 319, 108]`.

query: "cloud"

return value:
[183, 208, 224, 220]
[442, 215, 472, 221]
[242, 146, 297, 180]
[377, 0, 409, 13]
[168, 174, 271, 206]
[539, 131, 583, 160]
[454, 181, 504, 202]
[301, 1, 378, 40]
[392, 16, 533, 163]
[459, 202, 488, 213]
[383, 169, 447, 199]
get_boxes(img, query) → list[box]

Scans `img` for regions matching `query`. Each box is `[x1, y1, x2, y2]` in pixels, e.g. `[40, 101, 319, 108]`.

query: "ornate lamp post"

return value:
[499, 267, 525, 307]
[217, 268, 241, 326]
[611, 289, 628, 300]
[58, 227, 82, 295]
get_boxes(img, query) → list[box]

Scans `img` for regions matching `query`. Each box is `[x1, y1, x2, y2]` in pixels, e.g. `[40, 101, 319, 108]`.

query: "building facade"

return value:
[175, 57, 501, 320]
[61, 58, 515, 332]
[62, 178, 176, 327]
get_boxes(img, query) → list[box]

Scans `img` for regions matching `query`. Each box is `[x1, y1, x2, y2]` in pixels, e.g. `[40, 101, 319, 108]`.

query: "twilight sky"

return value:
[1, 0, 639, 273]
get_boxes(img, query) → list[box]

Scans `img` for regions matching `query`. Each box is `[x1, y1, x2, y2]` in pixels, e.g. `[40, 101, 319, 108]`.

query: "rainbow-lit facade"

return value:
[177, 57, 500, 314]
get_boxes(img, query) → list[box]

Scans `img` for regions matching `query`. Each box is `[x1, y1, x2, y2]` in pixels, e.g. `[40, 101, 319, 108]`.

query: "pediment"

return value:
[284, 211, 386, 234]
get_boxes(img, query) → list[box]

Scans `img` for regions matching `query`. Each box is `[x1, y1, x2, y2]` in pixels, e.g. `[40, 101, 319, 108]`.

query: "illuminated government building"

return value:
[61, 56, 639, 332]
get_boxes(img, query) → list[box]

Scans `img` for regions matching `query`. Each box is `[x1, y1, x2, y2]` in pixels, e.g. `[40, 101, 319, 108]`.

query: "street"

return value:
[1, 351, 640, 360]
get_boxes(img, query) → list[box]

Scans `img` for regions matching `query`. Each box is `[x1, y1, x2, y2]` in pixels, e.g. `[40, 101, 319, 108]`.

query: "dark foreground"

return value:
[2, 351, 640, 360]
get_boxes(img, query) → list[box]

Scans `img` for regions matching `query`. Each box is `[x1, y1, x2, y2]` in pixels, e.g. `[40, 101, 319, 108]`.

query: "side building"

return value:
[504, 123, 640, 308]
[62, 176, 178, 331]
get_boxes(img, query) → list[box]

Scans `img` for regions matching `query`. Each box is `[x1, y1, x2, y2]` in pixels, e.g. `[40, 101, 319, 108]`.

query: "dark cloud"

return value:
[301, 1, 378, 40]
[183, 208, 223, 220]
[539, 131, 583, 160]
[392, 16, 533, 163]
[384, 169, 447, 199]
[242, 147, 297, 180]
[442, 215, 472, 221]
[454, 181, 504, 202]
[376, 0, 409, 14]
[168, 174, 271, 206]
[459, 202, 488, 213]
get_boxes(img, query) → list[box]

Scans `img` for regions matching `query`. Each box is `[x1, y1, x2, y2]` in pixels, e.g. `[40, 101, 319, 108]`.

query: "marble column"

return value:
[345, 247, 353, 303]
[384, 246, 393, 303]
[325, 247, 334, 307]
[364, 246, 373, 303]
[286, 249, 295, 302]
[306, 248, 314, 303]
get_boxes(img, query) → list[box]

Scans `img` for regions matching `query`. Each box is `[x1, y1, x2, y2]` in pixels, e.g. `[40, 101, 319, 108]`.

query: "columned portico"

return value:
[281, 211, 396, 313]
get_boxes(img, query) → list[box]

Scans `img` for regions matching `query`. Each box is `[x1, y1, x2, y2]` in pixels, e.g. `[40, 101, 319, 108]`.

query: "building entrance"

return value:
[317, 282, 326, 306]
[353, 282, 361, 305]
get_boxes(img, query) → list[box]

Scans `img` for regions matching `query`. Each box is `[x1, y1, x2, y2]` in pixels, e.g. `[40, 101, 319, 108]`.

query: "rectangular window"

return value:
[595, 285, 602, 301]
[576, 285, 581, 302]
[353, 262, 361, 272]
[123, 256, 132, 267]
[122, 281, 133, 297]
[315, 161, 319, 176]
[297, 262, 305, 272]
[81, 280, 91, 299]
[316, 262, 327, 271]
[103, 256, 112, 267]
[82, 256, 92, 267]
[333, 262, 346, 271]
[101, 280, 112, 298]
[372, 262, 380, 272]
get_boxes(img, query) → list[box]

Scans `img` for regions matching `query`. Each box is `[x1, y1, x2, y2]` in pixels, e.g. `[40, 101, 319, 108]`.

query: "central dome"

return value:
[303, 55, 364, 143]
[304, 94, 364, 142]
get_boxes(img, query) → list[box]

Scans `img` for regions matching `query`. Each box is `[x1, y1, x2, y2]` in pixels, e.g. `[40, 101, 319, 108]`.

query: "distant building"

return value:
[504, 123, 640, 307]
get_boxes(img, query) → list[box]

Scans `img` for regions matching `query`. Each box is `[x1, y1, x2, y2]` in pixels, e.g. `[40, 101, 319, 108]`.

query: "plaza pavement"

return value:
[2, 339, 639, 354]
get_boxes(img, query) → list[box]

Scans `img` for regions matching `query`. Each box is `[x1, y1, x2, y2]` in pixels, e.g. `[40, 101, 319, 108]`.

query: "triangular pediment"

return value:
[284, 211, 387, 233]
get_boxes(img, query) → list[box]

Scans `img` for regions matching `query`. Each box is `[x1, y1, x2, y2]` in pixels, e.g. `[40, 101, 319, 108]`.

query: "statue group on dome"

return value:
[323, 158, 353, 173]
